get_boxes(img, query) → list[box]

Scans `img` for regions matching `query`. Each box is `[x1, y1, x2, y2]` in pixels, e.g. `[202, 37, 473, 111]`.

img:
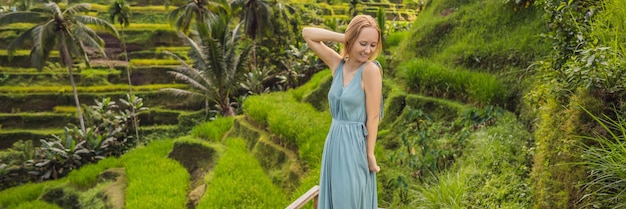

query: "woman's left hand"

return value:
[367, 154, 380, 173]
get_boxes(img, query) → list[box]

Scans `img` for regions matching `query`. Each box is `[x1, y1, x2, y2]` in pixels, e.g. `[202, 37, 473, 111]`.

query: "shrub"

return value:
[0, 95, 147, 189]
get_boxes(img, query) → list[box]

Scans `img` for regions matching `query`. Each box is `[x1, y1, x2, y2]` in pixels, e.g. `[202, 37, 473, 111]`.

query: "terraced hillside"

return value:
[0, 0, 419, 149]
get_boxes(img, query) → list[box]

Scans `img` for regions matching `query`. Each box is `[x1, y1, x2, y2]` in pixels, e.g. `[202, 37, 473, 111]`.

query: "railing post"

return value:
[286, 185, 320, 209]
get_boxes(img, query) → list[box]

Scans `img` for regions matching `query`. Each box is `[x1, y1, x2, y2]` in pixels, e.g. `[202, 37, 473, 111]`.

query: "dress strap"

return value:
[334, 59, 346, 77]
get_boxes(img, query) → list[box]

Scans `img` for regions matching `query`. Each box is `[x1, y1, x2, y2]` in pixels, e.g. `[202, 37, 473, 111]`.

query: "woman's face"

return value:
[349, 27, 379, 63]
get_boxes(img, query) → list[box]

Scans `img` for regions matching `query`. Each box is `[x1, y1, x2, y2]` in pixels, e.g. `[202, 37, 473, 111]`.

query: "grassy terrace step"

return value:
[0, 66, 181, 86]
[0, 109, 183, 129]
[0, 84, 187, 93]
[229, 115, 303, 192]
[0, 125, 178, 149]
[0, 91, 203, 113]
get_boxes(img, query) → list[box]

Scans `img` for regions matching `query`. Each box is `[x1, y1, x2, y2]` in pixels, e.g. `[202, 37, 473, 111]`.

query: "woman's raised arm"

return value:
[302, 27, 344, 75]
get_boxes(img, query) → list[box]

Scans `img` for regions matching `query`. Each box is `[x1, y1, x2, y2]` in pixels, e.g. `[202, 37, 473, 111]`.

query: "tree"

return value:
[0, 2, 119, 131]
[161, 12, 251, 117]
[109, 0, 140, 141]
[167, 0, 223, 34]
[232, 0, 272, 69]
[349, 0, 360, 17]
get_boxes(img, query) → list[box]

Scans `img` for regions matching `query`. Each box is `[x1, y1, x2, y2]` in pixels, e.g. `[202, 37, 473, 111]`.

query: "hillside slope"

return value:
[391, 0, 549, 111]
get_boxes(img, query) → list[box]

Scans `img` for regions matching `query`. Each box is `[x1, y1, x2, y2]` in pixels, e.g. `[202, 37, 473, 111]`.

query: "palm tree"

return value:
[167, 0, 224, 34]
[232, 0, 271, 69]
[161, 13, 250, 117]
[109, 0, 139, 141]
[109, 0, 131, 91]
[349, 0, 360, 17]
[0, 2, 119, 132]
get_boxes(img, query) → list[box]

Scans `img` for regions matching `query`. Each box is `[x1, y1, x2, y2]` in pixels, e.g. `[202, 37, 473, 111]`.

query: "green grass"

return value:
[405, 113, 532, 208]
[397, 59, 508, 106]
[578, 108, 626, 208]
[393, 0, 548, 108]
[10, 200, 63, 209]
[197, 138, 288, 209]
[130, 59, 187, 66]
[290, 69, 331, 102]
[0, 180, 67, 208]
[191, 117, 234, 142]
[123, 139, 188, 209]
[66, 157, 124, 189]
[243, 91, 330, 169]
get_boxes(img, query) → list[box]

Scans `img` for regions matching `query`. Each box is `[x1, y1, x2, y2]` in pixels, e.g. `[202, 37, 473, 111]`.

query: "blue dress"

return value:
[318, 60, 380, 209]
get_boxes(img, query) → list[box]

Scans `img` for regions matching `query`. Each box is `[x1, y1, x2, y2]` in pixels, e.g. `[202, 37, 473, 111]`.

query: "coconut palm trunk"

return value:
[60, 34, 86, 131]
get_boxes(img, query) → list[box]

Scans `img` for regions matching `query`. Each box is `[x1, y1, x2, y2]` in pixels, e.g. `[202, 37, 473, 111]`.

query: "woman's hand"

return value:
[367, 154, 380, 173]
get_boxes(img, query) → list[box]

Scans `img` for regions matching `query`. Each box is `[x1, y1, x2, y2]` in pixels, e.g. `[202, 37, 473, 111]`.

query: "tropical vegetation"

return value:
[0, 0, 625, 208]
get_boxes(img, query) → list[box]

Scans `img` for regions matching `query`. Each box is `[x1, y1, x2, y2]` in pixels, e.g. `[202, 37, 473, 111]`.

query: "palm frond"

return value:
[7, 27, 36, 60]
[73, 22, 106, 49]
[62, 3, 91, 16]
[234, 43, 253, 78]
[31, 22, 57, 70]
[162, 50, 191, 67]
[171, 64, 209, 85]
[44, 2, 63, 20]
[182, 34, 208, 69]
[73, 32, 94, 69]
[74, 15, 119, 38]
[167, 70, 210, 92]
[0, 12, 47, 25]
[109, 0, 132, 28]
[159, 88, 207, 101]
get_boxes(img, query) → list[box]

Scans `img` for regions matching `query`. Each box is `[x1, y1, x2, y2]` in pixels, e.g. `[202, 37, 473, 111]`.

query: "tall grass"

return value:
[66, 157, 123, 188]
[398, 59, 507, 106]
[413, 172, 466, 209]
[197, 138, 288, 208]
[191, 117, 234, 142]
[404, 113, 532, 208]
[243, 92, 330, 169]
[123, 140, 188, 209]
[290, 69, 331, 101]
[0, 180, 66, 208]
[578, 108, 626, 208]
[10, 200, 62, 209]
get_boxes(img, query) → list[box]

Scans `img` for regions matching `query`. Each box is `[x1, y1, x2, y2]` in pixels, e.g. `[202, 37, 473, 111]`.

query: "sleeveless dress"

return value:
[318, 60, 381, 209]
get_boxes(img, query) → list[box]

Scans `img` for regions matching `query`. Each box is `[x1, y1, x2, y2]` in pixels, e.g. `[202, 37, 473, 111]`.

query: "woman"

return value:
[302, 15, 383, 209]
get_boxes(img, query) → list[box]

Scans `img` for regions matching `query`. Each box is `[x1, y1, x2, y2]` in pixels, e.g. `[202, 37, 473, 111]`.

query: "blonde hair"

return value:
[341, 15, 383, 61]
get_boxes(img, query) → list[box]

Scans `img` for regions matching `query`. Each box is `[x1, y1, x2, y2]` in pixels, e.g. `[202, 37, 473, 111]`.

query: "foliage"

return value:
[163, 3, 252, 117]
[0, 95, 147, 189]
[167, 0, 219, 34]
[528, 87, 601, 208]
[578, 107, 626, 208]
[109, 0, 132, 28]
[406, 114, 532, 208]
[536, 0, 626, 98]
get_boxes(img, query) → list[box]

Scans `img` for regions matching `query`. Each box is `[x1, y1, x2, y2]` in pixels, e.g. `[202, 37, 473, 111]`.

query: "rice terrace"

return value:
[1, 0, 626, 208]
